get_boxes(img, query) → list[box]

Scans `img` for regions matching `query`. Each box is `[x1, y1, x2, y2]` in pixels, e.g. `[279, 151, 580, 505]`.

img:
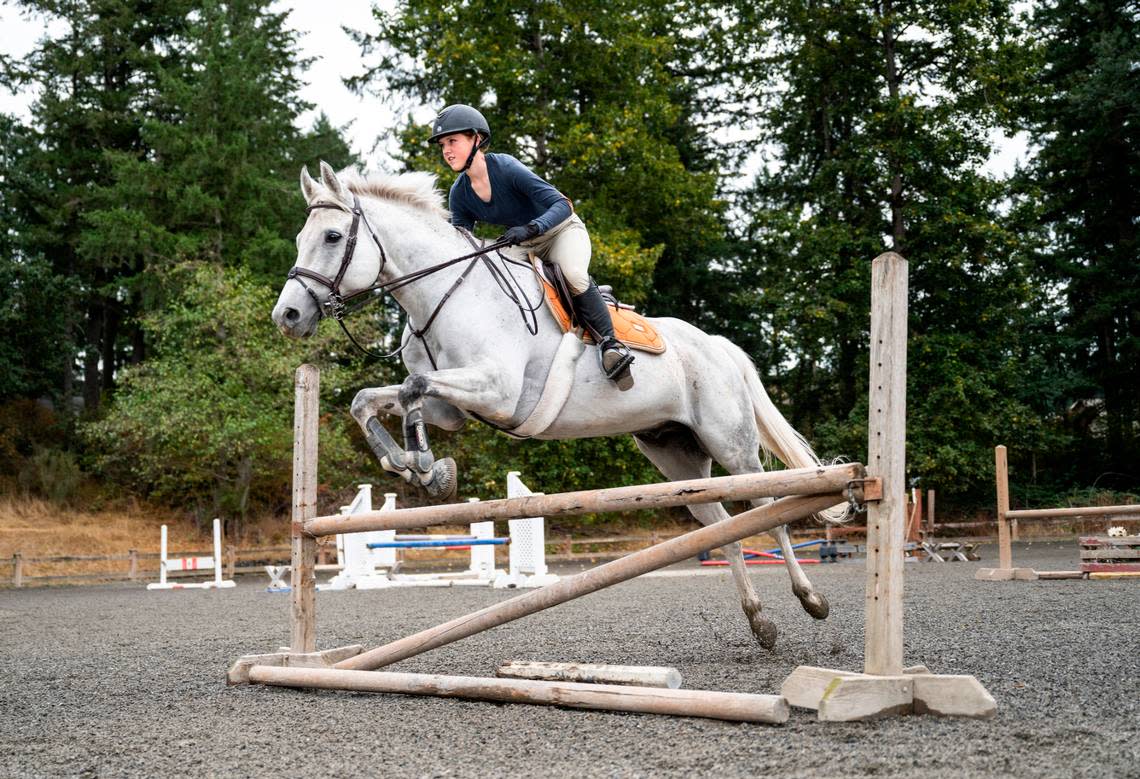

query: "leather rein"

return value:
[286, 195, 542, 364]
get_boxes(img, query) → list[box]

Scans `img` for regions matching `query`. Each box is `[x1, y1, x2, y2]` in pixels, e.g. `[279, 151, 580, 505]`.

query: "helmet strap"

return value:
[461, 138, 481, 172]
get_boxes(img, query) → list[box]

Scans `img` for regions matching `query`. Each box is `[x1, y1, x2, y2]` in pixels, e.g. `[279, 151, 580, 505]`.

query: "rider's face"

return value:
[439, 133, 477, 171]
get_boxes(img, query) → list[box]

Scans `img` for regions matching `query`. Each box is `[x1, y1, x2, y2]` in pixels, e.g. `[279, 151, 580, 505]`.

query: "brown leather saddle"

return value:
[534, 259, 666, 354]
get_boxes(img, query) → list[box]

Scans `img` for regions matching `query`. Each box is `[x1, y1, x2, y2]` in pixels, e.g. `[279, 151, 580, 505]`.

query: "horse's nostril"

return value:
[284, 307, 300, 324]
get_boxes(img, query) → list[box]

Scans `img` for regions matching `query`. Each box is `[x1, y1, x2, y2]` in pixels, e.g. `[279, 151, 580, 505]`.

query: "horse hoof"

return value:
[423, 457, 457, 500]
[797, 590, 830, 620]
[750, 614, 778, 649]
[743, 601, 778, 649]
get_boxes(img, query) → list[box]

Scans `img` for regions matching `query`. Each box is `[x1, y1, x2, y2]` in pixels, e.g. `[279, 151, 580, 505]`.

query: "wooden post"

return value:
[291, 365, 319, 653]
[995, 445, 1012, 570]
[128, 549, 138, 581]
[864, 251, 907, 677]
[926, 490, 935, 535]
[976, 446, 1036, 581]
[13, 552, 23, 588]
[225, 544, 237, 579]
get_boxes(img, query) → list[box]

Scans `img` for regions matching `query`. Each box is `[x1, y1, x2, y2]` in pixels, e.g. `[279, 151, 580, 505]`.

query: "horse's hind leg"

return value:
[773, 524, 829, 619]
[633, 428, 779, 650]
[726, 469, 830, 621]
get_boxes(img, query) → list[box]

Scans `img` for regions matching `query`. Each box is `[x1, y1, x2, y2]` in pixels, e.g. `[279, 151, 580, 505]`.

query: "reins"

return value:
[286, 194, 544, 364]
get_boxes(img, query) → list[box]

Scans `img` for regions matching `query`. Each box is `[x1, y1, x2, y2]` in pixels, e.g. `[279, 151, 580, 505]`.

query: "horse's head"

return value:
[272, 161, 387, 338]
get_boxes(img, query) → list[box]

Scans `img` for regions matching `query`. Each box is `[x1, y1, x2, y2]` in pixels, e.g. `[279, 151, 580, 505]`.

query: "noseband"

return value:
[287, 194, 388, 321]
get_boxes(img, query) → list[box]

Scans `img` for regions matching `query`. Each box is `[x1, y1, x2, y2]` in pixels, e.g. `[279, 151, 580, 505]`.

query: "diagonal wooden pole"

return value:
[334, 491, 843, 672]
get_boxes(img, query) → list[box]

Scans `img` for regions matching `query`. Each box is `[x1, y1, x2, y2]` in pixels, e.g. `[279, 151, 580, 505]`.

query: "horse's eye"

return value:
[325, 231, 342, 244]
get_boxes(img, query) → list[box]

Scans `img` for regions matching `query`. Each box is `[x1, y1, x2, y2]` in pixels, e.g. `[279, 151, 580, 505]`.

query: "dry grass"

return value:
[0, 494, 295, 583]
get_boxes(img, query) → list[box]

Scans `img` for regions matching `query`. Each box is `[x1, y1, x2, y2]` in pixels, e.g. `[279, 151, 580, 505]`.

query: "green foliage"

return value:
[0, 254, 73, 400]
[83, 264, 365, 523]
[355, 0, 730, 317]
[732, 0, 1050, 500]
[1012, 0, 1139, 486]
[1, 0, 1135, 517]
[84, 0, 356, 285]
[0, 0, 358, 415]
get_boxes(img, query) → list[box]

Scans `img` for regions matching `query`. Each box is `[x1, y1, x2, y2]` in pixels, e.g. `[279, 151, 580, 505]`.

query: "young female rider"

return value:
[428, 104, 635, 386]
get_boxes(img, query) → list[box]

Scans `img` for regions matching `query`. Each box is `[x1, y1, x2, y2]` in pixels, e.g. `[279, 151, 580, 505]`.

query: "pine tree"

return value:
[85, 0, 354, 285]
[736, 0, 1041, 493]
[351, 0, 730, 315]
[1018, 0, 1139, 485]
[1, 0, 191, 410]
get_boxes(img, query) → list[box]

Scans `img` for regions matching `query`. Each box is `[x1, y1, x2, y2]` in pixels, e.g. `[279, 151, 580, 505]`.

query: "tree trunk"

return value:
[82, 299, 103, 412]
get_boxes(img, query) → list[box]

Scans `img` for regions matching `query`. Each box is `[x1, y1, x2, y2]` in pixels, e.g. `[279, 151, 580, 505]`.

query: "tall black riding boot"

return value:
[572, 281, 635, 390]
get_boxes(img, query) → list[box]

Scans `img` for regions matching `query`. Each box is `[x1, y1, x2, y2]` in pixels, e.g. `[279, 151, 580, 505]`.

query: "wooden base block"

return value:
[818, 675, 912, 722]
[227, 644, 364, 685]
[782, 665, 997, 720]
[911, 674, 997, 718]
[1036, 570, 1085, 580]
[780, 666, 860, 709]
[975, 567, 1037, 581]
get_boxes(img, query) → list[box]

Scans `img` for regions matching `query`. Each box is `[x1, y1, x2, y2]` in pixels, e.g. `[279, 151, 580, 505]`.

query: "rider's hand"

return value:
[500, 223, 539, 246]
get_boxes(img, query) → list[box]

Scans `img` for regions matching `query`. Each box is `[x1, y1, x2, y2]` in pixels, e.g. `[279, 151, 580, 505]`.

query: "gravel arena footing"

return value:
[2, 540, 1137, 778]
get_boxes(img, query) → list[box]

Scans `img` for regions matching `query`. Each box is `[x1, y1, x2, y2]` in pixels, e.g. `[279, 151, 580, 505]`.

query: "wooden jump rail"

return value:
[303, 464, 866, 537]
[229, 252, 996, 722]
[976, 444, 1140, 582]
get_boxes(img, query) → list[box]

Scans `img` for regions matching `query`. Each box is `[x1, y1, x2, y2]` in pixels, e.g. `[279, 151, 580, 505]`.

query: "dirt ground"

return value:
[1, 540, 1136, 778]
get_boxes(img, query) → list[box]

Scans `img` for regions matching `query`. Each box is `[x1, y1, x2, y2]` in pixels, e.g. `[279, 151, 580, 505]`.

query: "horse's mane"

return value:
[340, 169, 449, 221]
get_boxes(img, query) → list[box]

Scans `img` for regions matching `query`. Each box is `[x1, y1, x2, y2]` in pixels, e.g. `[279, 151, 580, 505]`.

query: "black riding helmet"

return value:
[428, 104, 491, 145]
[429, 104, 491, 172]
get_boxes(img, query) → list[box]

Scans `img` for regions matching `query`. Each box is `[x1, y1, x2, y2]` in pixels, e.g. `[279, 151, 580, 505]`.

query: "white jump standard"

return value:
[148, 518, 235, 590]
[320, 479, 557, 590]
[230, 253, 995, 723]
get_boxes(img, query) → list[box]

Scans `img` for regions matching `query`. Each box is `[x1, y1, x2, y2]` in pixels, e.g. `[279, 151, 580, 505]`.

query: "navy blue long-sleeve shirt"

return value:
[448, 153, 572, 235]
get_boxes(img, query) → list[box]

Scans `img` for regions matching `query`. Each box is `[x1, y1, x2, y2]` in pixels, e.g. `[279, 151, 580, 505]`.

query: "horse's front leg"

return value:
[349, 383, 416, 479]
[352, 365, 513, 499]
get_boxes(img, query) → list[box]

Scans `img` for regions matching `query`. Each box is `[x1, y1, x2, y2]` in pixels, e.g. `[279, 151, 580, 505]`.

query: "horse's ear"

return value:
[300, 166, 321, 204]
[319, 160, 351, 207]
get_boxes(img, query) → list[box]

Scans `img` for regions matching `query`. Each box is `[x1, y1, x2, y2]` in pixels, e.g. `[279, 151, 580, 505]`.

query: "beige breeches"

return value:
[523, 213, 591, 294]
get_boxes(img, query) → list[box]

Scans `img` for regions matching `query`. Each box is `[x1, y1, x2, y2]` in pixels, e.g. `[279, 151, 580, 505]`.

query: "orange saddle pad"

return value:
[540, 277, 666, 354]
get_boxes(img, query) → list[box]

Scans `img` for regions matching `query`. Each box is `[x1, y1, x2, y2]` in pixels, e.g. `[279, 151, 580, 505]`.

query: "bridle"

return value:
[285, 194, 542, 363]
[287, 195, 388, 323]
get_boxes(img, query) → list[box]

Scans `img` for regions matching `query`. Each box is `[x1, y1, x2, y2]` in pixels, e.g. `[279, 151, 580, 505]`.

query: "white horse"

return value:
[272, 162, 846, 648]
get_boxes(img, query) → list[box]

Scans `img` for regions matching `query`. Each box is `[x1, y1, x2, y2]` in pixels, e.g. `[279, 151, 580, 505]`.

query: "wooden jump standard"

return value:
[976, 444, 1140, 582]
[229, 252, 995, 722]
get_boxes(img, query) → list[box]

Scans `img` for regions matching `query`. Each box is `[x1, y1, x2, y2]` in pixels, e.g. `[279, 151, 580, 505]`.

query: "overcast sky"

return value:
[0, 0, 1027, 178]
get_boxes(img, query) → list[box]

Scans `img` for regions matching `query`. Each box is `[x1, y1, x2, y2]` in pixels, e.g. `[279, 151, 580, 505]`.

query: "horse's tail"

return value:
[713, 336, 850, 524]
